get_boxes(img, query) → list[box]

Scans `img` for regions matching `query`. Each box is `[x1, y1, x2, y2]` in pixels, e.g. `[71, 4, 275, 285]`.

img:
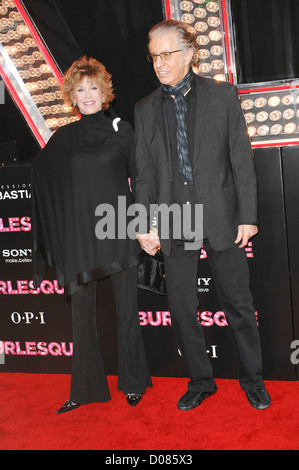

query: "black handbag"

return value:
[137, 251, 167, 295]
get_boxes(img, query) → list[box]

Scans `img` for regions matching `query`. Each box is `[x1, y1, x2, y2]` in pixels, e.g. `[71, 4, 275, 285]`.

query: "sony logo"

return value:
[2, 248, 32, 257]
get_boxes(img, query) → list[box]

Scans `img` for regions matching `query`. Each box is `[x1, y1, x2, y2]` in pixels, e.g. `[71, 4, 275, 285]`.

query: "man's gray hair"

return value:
[148, 20, 199, 66]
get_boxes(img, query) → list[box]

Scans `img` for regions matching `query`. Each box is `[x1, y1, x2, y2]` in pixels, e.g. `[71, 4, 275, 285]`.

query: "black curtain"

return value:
[230, 0, 299, 84]
[55, 0, 164, 123]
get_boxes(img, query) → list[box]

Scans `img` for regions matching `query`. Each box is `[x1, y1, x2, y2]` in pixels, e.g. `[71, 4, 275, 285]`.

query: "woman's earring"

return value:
[73, 102, 77, 107]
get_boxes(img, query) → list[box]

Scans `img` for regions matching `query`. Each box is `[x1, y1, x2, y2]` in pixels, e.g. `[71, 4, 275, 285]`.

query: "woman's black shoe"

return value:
[56, 399, 81, 414]
[126, 393, 143, 407]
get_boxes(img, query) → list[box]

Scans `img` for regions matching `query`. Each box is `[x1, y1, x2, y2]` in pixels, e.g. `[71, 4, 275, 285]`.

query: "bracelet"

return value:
[150, 225, 159, 234]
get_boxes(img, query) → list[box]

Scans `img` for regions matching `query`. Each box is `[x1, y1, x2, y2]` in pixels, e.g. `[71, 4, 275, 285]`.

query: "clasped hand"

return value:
[136, 231, 161, 256]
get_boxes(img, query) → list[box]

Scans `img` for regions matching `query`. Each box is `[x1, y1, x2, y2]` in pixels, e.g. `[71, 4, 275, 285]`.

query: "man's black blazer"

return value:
[134, 75, 258, 256]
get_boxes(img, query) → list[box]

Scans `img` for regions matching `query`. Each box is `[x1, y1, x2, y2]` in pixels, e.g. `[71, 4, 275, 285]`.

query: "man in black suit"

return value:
[134, 20, 270, 411]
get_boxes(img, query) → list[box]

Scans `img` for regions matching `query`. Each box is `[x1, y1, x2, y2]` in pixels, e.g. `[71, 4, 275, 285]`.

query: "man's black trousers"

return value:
[163, 238, 265, 393]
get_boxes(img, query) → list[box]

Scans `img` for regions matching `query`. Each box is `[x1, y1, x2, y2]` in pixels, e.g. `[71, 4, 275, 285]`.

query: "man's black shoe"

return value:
[246, 388, 271, 410]
[177, 388, 217, 411]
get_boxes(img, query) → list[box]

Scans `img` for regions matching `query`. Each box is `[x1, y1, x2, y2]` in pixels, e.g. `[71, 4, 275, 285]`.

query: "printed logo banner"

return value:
[0, 157, 297, 381]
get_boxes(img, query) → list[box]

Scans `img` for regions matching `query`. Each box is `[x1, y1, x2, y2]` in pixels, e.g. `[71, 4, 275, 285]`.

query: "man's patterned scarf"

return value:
[162, 69, 194, 184]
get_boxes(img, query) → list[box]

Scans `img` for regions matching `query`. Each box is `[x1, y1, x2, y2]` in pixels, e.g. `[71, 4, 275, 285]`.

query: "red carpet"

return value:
[1, 373, 299, 450]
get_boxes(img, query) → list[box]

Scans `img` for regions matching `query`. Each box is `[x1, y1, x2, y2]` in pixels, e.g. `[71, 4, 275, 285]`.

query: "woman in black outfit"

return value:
[31, 57, 152, 414]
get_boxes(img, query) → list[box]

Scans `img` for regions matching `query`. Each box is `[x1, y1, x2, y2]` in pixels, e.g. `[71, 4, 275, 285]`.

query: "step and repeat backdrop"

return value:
[0, 146, 298, 381]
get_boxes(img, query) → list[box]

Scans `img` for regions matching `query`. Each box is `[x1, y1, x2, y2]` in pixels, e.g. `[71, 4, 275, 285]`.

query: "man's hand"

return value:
[235, 224, 258, 248]
[136, 231, 161, 256]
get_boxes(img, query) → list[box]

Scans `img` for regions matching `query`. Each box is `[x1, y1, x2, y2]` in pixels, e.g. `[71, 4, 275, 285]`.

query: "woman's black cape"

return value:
[31, 110, 143, 297]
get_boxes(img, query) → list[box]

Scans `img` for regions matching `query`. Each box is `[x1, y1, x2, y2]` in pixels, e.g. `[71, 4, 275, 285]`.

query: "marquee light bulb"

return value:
[206, 2, 219, 13]
[268, 96, 281, 107]
[180, 1, 193, 12]
[284, 123, 296, 134]
[194, 7, 207, 18]
[257, 125, 269, 135]
[270, 124, 282, 135]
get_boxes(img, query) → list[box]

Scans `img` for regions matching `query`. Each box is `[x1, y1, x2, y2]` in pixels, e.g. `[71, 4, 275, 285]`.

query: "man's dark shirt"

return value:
[163, 77, 205, 240]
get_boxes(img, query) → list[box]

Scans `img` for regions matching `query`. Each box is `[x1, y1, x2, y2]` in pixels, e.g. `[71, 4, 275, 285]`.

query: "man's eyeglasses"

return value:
[147, 50, 182, 62]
